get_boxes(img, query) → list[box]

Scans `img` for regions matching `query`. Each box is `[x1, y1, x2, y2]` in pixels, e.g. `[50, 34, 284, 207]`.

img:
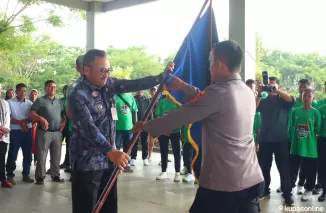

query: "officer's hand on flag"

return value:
[106, 149, 129, 170]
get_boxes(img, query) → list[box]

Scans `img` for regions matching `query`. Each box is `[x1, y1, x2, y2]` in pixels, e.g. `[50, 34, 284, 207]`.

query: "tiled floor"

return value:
[1, 148, 326, 213]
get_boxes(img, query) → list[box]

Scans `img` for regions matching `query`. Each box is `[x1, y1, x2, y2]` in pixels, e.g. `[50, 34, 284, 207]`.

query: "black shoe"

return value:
[319, 193, 326, 202]
[46, 169, 51, 175]
[284, 196, 294, 206]
[52, 176, 64, 182]
[64, 168, 72, 173]
[276, 187, 282, 193]
[35, 178, 44, 185]
[60, 164, 68, 169]
[22, 176, 34, 183]
[123, 166, 134, 173]
[259, 191, 271, 200]
[313, 184, 323, 195]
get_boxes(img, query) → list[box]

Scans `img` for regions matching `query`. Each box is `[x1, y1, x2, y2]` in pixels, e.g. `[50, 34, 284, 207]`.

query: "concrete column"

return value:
[229, 0, 256, 81]
[86, 2, 106, 51]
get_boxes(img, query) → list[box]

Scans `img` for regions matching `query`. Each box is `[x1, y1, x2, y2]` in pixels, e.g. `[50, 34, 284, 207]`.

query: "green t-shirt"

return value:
[289, 107, 321, 158]
[262, 92, 268, 99]
[60, 97, 72, 133]
[318, 105, 326, 138]
[116, 94, 138, 131]
[155, 98, 180, 133]
[182, 125, 190, 142]
[288, 100, 318, 141]
[317, 98, 326, 108]
[253, 112, 261, 144]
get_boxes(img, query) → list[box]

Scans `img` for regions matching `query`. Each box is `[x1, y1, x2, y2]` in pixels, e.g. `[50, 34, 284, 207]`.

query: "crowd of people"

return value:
[246, 77, 326, 204]
[1, 40, 326, 213]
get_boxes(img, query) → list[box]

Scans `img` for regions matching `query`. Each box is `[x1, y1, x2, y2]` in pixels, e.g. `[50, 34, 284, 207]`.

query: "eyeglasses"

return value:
[100, 68, 113, 74]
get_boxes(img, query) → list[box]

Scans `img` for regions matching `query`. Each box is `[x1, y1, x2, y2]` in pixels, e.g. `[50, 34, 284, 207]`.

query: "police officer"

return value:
[133, 40, 264, 213]
[68, 49, 175, 213]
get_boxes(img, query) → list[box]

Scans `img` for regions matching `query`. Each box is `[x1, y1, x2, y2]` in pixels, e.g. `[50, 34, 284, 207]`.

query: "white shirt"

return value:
[8, 97, 33, 130]
[0, 100, 11, 143]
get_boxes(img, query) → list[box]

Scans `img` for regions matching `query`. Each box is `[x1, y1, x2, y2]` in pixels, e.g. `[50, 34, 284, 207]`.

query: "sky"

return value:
[2, 0, 326, 57]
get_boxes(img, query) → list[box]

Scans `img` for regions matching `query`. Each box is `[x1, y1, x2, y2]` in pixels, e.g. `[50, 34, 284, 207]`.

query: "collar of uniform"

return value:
[13, 97, 26, 102]
[214, 73, 241, 83]
[44, 95, 56, 100]
[81, 76, 103, 91]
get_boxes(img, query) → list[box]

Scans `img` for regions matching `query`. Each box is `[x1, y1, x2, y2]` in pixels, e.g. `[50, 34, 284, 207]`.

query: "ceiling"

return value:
[42, 0, 158, 12]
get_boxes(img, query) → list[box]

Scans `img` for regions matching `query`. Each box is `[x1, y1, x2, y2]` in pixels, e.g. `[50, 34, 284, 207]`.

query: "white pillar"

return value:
[229, 0, 256, 81]
[86, 2, 106, 51]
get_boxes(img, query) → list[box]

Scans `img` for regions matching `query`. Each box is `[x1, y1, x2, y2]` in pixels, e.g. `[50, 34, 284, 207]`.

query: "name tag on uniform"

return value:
[111, 107, 118, 120]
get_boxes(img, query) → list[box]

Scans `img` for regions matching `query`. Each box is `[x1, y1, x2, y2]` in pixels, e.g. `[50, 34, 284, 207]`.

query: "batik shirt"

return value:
[68, 74, 163, 171]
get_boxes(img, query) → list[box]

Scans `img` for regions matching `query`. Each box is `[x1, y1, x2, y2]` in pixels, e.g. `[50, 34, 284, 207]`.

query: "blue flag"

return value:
[164, 3, 219, 182]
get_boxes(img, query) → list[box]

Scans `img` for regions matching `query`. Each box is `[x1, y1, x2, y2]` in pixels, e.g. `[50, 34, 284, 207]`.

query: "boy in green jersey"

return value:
[317, 99, 326, 201]
[287, 79, 319, 195]
[155, 96, 181, 182]
[289, 88, 321, 201]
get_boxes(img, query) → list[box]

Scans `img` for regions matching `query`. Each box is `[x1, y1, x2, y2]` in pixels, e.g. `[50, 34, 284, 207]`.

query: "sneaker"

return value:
[174, 172, 181, 182]
[276, 187, 282, 193]
[318, 193, 326, 202]
[6, 177, 16, 185]
[284, 196, 294, 205]
[35, 178, 44, 185]
[259, 191, 271, 200]
[1, 180, 14, 188]
[183, 173, 195, 182]
[123, 165, 134, 173]
[60, 164, 68, 169]
[156, 172, 168, 180]
[180, 167, 188, 175]
[297, 185, 304, 195]
[143, 159, 149, 166]
[313, 185, 323, 195]
[301, 190, 312, 201]
[22, 176, 34, 183]
[130, 159, 136, 166]
[52, 176, 64, 182]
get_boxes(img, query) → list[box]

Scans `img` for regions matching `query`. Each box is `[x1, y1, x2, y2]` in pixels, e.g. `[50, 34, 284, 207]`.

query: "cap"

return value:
[76, 55, 84, 67]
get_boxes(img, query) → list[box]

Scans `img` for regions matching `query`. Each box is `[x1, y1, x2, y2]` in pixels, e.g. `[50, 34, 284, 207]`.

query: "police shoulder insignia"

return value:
[189, 90, 207, 104]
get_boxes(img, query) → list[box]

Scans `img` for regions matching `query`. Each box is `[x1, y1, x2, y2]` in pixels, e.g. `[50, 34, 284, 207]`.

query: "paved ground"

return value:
[0, 147, 326, 213]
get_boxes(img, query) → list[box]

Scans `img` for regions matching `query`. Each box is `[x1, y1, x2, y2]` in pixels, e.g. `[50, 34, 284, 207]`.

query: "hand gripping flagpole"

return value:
[92, 73, 168, 213]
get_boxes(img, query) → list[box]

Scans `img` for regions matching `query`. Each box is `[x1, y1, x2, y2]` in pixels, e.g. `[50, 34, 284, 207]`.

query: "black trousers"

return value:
[62, 131, 71, 166]
[259, 142, 292, 197]
[182, 141, 193, 174]
[158, 132, 181, 173]
[71, 168, 117, 213]
[0, 141, 8, 182]
[318, 137, 326, 192]
[290, 155, 317, 191]
[131, 132, 148, 160]
[190, 182, 264, 213]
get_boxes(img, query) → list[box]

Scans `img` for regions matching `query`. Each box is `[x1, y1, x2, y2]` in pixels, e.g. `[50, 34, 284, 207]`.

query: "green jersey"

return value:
[318, 105, 326, 138]
[182, 125, 190, 142]
[262, 92, 268, 99]
[116, 94, 138, 131]
[253, 112, 261, 144]
[289, 107, 321, 158]
[317, 99, 326, 108]
[155, 98, 180, 133]
[288, 99, 318, 141]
